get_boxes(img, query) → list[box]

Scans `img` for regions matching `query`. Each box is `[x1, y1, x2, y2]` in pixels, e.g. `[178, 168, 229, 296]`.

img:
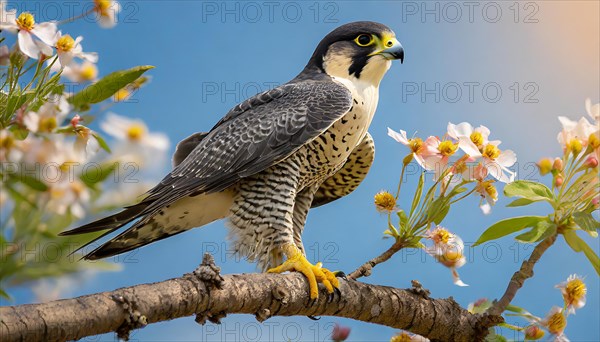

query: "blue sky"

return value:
[3, 1, 600, 341]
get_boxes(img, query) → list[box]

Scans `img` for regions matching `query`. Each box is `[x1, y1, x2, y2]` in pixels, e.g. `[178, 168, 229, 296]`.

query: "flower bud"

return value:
[537, 158, 552, 175]
[584, 155, 598, 168]
[524, 325, 545, 340]
[402, 153, 413, 166]
[552, 158, 563, 172]
[70, 115, 82, 128]
[331, 324, 350, 342]
[554, 176, 563, 187]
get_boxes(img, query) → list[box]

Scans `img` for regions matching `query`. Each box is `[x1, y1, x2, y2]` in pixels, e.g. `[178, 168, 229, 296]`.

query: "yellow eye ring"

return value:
[355, 34, 374, 47]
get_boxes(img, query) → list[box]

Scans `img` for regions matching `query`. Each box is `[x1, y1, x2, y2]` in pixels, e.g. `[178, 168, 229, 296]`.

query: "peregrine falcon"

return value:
[62, 21, 404, 299]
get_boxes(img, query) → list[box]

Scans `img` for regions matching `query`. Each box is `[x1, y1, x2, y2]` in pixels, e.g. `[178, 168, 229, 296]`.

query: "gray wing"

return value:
[173, 131, 375, 208]
[311, 132, 375, 207]
[141, 80, 353, 217]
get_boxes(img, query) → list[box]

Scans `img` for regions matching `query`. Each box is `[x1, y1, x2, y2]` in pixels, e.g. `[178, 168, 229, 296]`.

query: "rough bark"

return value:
[0, 254, 500, 342]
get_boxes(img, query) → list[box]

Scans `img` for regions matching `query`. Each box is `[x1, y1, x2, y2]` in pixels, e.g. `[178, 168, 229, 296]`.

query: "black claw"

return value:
[333, 270, 348, 280]
[334, 287, 342, 297]
[327, 292, 334, 303]
[307, 315, 321, 321]
[309, 297, 318, 306]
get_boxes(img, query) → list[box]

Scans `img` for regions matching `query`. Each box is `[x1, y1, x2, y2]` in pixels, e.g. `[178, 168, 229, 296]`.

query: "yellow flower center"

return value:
[567, 138, 583, 155]
[538, 158, 552, 175]
[482, 144, 501, 159]
[564, 278, 586, 305]
[546, 311, 566, 335]
[431, 227, 451, 245]
[0, 133, 14, 150]
[438, 140, 458, 156]
[589, 132, 600, 149]
[113, 88, 130, 102]
[16, 12, 35, 31]
[56, 35, 75, 52]
[374, 191, 396, 212]
[408, 137, 423, 154]
[127, 124, 145, 141]
[80, 63, 98, 81]
[94, 0, 112, 15]
[470, 131, 484, 146]
[484, 181, 498, 200]
[39, 117, 57, 132]
[60, 161, 76, 173]
[390, 333, 412, 342]
[439, 249, 463, 267]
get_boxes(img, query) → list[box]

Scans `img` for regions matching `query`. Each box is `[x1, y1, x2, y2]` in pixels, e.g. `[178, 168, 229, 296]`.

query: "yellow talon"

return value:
[267, 244, 339, 300]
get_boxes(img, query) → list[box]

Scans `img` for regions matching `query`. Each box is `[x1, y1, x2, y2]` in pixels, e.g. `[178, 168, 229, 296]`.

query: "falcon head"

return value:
[304, 21, 404, 85]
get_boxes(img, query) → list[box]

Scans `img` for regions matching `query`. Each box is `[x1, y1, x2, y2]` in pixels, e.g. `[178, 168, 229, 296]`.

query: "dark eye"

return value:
[355, 34, 373, 46]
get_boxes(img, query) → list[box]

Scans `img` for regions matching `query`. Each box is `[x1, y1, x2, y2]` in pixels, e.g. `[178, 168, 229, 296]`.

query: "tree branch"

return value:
[1, 254, 500, 342]
[487, 234, 558, 316]
[348, 240, 405, 280]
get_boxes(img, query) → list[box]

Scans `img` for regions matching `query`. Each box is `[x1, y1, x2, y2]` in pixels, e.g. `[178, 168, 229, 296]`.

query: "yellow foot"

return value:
[267, 244, 340, 300]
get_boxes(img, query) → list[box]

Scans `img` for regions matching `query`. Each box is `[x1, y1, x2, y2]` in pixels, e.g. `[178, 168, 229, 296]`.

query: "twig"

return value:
[348, 239, 405, 280]
[487, 234, 558, 316]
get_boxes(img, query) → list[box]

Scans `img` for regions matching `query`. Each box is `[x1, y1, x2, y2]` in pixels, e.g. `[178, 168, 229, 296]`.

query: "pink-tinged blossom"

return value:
[0, 4, 57, 59]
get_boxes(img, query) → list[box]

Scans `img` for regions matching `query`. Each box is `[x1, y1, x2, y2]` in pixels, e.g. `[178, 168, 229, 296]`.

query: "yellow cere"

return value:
[438, 140, 458, 156]
[56, 35, 75, 52]
[16, 12, 35, 31]
[126, 124, 145, 141]
[482, 144, 501, 159]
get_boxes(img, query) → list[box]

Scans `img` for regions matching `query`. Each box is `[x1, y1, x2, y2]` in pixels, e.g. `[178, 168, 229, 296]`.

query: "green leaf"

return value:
[503, 180, 554, 203]
[409, 172, 425, 217]
[92, 132, 111, 153]
[427, 197, 450, 225]
[397, 209, 409, 230]
[15, 173, 48, 191]
[506, 198, 537, 207]
[573, 212, 600, 237]
[505, 304, 526, 314]
[563, 230, 600, 275]
[515, 220, 557, 243]
[68, 65, 154, 111]
[474, 216, 545, 246]
[0, 287, 9, 300]
[80, 162, 117, 187]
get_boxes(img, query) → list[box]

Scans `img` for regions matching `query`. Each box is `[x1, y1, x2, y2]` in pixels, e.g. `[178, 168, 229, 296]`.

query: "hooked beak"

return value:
[373, 38, 404, 63]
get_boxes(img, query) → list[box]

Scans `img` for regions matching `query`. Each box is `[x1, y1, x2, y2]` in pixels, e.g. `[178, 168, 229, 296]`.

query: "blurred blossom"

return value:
[0, 5, 56, 59]
[0, 44, 9, 65]
[585, 98, 599, 124]
[424, 226, 468, 286]
[23, 94, 71, 133]
[556, 274, 587, 315]
[101, 113, 169, 151]
[74, 126, 100, 157]
[45, 178, 90, 218]
[95, 181, 153, 209]
[93, 0, 121, 28]
[0, 129, 23, 162]
[54, 60, 99, 83]
[331, 324, 350, 342]
[51, 31, 98, 67]
[31, 270, 99, 303]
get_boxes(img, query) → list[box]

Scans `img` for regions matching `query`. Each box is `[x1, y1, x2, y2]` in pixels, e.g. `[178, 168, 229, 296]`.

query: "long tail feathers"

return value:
[59, 202, 148, 236]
